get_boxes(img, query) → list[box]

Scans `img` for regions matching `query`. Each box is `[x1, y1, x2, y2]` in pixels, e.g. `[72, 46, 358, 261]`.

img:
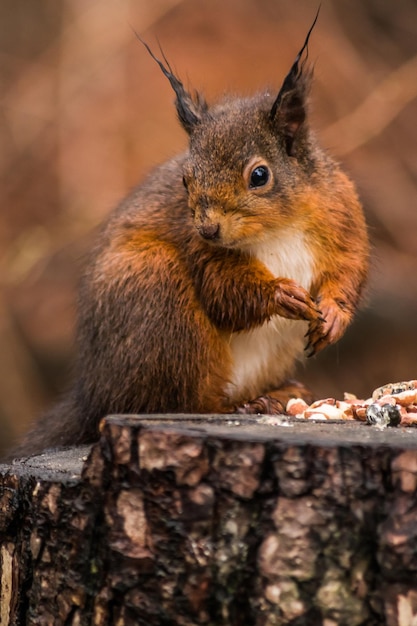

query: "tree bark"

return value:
[2, 415, 417, 625]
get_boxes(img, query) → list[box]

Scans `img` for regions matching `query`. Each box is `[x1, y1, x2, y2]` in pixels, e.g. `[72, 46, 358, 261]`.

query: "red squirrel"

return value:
[12, 16, 369, 456]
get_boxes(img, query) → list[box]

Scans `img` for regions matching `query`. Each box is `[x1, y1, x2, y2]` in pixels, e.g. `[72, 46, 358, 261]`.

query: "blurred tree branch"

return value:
[322, 53, 417, 155]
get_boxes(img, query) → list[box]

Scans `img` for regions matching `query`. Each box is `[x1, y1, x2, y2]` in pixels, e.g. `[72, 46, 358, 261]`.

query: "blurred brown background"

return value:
[1, 0, 416, 455]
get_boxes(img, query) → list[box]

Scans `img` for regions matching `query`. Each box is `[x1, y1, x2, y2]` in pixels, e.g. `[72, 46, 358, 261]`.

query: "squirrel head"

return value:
[136, 11, 321, 249]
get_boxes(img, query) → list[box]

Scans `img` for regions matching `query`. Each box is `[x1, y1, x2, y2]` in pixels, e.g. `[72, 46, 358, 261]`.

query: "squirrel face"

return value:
[135, 11, 319, 250]
[181, 97, 313, 249]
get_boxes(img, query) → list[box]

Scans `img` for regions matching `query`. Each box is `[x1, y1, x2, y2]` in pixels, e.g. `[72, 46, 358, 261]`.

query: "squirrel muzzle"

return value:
[193, 199, 223, 242]
[198, 222, 221, 241]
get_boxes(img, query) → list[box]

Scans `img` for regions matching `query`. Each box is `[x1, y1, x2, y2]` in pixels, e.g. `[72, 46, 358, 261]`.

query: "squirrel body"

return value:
[11, 20, 369, 457]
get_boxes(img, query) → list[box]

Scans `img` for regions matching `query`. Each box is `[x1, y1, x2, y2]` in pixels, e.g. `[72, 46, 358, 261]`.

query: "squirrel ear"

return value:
[269, 8, 319, 155]
[133, 31, 207, 134]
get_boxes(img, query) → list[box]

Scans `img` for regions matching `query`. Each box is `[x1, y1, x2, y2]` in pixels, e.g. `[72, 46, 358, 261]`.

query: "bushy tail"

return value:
[4, 393, 95, 460]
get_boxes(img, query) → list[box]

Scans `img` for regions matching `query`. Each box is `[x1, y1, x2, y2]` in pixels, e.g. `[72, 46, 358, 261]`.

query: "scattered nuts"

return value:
[280, 379, 417, 427]
[305, 403, 343, 420]
[286, 398, 309, 416]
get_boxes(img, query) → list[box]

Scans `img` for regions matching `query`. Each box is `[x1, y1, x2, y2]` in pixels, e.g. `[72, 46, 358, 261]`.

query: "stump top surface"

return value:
[3, 416, 417, 479]
[106, 413, 417, 449]
[0, 445, 91, 479]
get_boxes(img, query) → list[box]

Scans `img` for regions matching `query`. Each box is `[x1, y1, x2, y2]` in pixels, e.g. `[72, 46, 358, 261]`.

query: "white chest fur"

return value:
[225, 229, 315, 403]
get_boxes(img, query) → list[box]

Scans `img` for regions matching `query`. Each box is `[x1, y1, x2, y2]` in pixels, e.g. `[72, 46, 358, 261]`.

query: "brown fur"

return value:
[10, 24, 369, 457]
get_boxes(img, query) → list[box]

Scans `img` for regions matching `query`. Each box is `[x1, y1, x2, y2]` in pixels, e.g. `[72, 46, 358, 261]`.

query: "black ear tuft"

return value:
[270, 7, 320, 155]
[133, 30, 208, 134]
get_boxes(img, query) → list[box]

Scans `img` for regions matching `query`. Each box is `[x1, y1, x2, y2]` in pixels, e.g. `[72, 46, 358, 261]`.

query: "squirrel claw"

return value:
[304, 341, 316, 358]
[305, 297, 353, 355]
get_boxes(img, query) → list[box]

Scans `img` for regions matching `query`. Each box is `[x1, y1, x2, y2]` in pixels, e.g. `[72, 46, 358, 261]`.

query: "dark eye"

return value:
[249, 165, 270, 189]
[182, 175, 188, 191]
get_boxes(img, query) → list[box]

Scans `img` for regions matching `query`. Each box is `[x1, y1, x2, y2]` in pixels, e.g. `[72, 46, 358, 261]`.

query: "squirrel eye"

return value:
[249, 165, 270, 189]
[182, 175, 188, 191]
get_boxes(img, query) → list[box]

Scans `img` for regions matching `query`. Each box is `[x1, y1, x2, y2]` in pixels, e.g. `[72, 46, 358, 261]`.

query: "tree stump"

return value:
[2, 415, 417, 625]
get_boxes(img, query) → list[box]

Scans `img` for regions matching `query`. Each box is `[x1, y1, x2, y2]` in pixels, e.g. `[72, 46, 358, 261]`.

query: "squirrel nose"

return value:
[199, 223, 220, 241]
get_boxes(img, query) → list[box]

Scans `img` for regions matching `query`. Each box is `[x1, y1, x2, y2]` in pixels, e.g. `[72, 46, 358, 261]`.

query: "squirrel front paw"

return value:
[273, 278, 323, 323]
[305, 297, 352, 356]
[236, 395, 285, 415]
